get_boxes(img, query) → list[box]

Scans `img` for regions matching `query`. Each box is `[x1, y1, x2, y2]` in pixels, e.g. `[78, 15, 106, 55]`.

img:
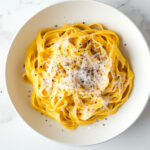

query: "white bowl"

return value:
[6, 0, 150, 146]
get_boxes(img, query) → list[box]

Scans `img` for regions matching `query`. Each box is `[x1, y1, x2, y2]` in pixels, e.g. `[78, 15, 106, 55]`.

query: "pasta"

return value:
[23, 23, 134, 129]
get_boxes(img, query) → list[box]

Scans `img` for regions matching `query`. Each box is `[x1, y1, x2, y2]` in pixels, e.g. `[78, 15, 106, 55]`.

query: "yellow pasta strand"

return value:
[23, 23, 134, 129]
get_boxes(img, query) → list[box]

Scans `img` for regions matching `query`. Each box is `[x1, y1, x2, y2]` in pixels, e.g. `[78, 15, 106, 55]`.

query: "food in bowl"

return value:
[23, 23, 134, 129]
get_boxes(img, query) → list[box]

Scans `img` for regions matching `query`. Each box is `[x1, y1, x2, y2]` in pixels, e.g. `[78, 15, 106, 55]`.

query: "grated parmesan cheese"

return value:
[45, 51, 112, 93]
[81, 107, 96, 120]
[44, 35, 113, 95]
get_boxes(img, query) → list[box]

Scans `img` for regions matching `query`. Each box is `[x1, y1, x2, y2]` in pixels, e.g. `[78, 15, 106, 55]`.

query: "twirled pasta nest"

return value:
[23, 23, 134, 129]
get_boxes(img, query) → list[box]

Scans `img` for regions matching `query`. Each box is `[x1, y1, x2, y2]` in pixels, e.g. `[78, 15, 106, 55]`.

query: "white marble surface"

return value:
[0, 0, 150, 149]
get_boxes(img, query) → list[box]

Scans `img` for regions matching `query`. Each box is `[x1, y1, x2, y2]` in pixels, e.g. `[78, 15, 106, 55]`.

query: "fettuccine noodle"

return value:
[23, 23, 134, 129]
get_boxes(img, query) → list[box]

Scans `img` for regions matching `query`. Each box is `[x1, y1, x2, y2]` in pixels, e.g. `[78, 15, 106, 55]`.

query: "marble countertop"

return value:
[0, 0, 150, 149]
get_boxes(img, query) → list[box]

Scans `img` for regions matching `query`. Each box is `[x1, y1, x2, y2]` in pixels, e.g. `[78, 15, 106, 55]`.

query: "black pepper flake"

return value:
[102, 123, 105, 126]
[124, 43, 127, 46]
[45, 119, 48, 122]
[0, 90, 2, 93]
[74, 60, 77, 63]
[105, 118, 108, 120]
[28, 90, 31, 93]
[66, 63, 70, 66]
[83, 21, 86, 24]
[55, 25, 58, 28]
[35, 74, 37, 76]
